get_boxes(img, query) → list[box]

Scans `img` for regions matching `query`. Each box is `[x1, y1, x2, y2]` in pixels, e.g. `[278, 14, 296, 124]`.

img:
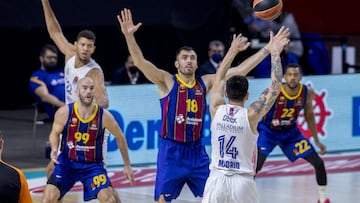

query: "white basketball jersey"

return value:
[64, 56, 101, 104]
[210, 104, 258, 176]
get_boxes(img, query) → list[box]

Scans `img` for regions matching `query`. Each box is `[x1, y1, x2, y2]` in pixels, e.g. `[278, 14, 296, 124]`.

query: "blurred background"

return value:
[0, 0, 359, 109]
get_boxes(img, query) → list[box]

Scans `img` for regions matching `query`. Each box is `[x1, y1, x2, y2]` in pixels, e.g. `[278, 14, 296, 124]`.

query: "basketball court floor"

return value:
[27, 153, 360, 203]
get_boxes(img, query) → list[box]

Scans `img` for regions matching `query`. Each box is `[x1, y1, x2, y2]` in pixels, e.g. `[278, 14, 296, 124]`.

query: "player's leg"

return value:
[41, 184, 61, 203]
[185, 142, 210, 198]
[154, 138, 187, 203]
[256, 126, 278, 174]
[97, 187, 120, 203]
[303, 150, 329, 203]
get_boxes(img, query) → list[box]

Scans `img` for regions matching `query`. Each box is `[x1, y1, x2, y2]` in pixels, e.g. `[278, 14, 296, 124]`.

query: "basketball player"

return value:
[0, 130, 33, 203]
[118, 8, 290, 203]
[41, 77, 134, 203]
[202, 31, 287, 203]
[41, 0, 108, 107]
[256, 63, 330, 203]
[41, 0, 109, 180]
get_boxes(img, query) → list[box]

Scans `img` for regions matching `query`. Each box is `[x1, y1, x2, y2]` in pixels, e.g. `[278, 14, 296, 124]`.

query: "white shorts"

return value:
[202, 170, 258, 203]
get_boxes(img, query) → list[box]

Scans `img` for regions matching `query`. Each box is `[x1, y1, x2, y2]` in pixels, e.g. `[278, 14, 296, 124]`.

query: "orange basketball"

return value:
[253, 0, 283, 20]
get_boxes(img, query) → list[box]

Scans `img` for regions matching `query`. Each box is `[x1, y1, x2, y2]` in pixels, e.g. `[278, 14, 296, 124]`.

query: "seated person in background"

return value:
[29, 44, 65, 119]
[196, 40, 225, 77]
[111, 55, 150, 85]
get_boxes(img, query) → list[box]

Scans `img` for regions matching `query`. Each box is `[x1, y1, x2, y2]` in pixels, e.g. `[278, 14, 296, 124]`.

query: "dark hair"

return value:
[175, 46, 195, 59]
[226, 75, 249, 102]
[0, 130, 3, 140]
[208, 40, 225, 49]
[285, 63, 302, 73]
[77, 30, 96, 42]
[40, 44, 58, 56]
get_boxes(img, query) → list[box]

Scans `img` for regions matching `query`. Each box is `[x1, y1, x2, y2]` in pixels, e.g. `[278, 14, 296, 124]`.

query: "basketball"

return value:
[253, 0, 283, 20]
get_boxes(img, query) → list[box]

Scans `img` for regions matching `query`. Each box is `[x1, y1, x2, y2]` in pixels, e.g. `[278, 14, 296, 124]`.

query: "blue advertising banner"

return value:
[105, 74, 360, 166]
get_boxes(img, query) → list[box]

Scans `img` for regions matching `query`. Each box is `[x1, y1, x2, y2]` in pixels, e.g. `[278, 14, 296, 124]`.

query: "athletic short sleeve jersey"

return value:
[259, 83, 308, 132]
[29, 69, 65, 118]
[210, 104, 258, 176]
[64, 56, 102, 104]
[160, 74, 207, 143]
[0, 160, 32, 203]
[60, 102, 105, 163]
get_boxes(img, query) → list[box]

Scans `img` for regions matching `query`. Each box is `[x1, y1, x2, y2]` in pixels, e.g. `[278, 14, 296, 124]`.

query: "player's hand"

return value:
[123, 165, 135, 186]
[315, 141, 327, 155]
[50, 148, 59, 164]
[265, 26, 290, 53]
[229, 33, 251, 53]
[117, 8, 142, 36]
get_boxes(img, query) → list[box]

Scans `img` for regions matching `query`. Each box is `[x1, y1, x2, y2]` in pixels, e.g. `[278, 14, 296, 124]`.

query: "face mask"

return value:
[44, 62, 58, 72]
[128, 66, 139, 74]
[211, 53, 223, 63]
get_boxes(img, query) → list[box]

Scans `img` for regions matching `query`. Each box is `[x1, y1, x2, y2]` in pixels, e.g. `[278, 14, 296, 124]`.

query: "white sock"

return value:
[318, 185, 327, 202]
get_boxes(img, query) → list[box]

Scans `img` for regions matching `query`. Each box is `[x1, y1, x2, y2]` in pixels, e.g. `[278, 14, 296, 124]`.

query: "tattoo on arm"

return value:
[251, 88, 269, 113]
[271, 53, 282, 82]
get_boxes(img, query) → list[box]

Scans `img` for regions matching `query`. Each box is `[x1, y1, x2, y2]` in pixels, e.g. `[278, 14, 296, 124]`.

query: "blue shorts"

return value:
[48, 154, 111, 201]
[154, 138, 210, 202]
[257, 123, 314, 162]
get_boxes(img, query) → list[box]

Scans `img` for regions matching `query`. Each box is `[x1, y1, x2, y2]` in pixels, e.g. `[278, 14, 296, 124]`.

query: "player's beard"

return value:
[79, 94, 94, 106]
[286, 81, 299, 89]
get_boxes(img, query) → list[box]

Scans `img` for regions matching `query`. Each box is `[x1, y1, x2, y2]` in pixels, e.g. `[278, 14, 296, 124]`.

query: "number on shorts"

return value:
[294, 139, 311, 154]
[93, 174, 107, 187]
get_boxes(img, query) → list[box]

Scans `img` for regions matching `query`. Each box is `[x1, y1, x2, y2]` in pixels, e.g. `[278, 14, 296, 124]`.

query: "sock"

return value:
[318, 185, 327, 202]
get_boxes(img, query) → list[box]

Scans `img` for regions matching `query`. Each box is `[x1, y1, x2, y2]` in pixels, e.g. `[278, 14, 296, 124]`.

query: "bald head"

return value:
[77, 77, 94, 91]
[76, 77, 95, 105]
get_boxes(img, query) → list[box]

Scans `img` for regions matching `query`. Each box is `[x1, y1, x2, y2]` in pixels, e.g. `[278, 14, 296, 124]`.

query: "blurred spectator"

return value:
[0, 130, 32, 203]
[196, 40, 225, 77]
[272, 11, 304, 59]
[244, 14, 274, 39]
[111, 55, 150, 85]
[29, 44, 65, 119]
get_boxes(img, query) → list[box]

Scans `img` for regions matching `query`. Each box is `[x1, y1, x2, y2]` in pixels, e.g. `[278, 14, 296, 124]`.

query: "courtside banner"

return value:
[106, 74, 360, 166]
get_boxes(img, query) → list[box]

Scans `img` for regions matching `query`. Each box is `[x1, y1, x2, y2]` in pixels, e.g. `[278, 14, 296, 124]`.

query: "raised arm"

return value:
[247, 31, 289, 133]
[225, 26, 290, 79]
[117, 8, 172, 87]
[41, 0, 75, 59]
[103, 110, 135, 185]
[210, 34, 250, 118]
[304, 87, 327, 155]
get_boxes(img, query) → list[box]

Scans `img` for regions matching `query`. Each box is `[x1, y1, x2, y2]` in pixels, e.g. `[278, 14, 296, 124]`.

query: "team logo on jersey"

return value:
[278, 96, 285, 104]
[179, 84, 186, 92]
[176, 114, 185, 124]
[70, 118, 78, 127]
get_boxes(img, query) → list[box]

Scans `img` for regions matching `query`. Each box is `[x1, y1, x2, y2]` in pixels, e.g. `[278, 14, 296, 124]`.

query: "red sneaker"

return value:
[318, 198, 330, 203]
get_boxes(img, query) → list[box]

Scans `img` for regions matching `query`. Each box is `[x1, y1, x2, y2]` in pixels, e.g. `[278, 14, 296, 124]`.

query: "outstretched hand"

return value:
[267, 26, 290, 54]
[117, 8, 142, 36]
[229, 33, 251, 53]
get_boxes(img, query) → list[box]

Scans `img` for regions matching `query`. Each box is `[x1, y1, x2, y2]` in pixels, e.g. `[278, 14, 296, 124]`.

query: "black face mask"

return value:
[44, 62, 58, 72]
[128, 66, 139, 74]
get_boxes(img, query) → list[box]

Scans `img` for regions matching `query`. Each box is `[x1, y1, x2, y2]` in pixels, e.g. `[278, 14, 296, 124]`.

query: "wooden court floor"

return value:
[30, 171, 360, 203]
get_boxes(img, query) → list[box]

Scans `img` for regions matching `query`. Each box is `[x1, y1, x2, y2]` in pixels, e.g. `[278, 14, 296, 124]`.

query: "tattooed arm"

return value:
[247, 31, 289, 133]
